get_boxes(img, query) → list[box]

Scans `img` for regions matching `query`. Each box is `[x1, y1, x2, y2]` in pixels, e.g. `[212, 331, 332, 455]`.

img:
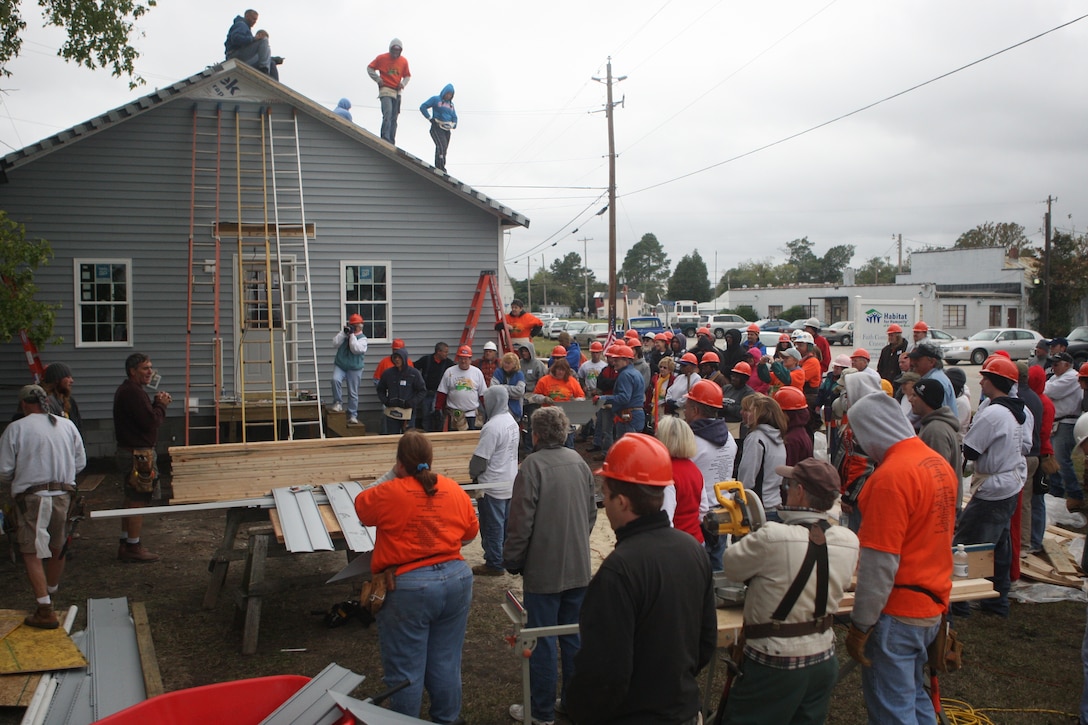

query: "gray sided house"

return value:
[0, 61, 528, 456]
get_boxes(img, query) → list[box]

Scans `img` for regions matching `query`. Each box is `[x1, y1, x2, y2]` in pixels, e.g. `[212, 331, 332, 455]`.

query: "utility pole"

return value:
[1043, 195, 1055, 332]
[527, 256, 532, 311]
[579, 236, 593, 319]
[541, 253, 547, 309]
[897, 234, 903, 273]
[593, 58, 625, 332]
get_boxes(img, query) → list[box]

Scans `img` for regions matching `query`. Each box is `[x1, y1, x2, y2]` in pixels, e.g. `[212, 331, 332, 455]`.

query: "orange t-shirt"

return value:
[534, 375, 585, 402]
[505, 312, 543, 339]
[373, 354, 414, 381]
[857, 437, 957, 618]
[800, 355, 821, 389]
[354, 474, 479, 575]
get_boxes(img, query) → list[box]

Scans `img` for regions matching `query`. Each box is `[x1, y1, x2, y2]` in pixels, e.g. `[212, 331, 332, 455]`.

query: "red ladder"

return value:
[459, 270, 511, 353]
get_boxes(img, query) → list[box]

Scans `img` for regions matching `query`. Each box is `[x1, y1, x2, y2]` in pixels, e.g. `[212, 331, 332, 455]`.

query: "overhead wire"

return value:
[621, 12, 1088, 198]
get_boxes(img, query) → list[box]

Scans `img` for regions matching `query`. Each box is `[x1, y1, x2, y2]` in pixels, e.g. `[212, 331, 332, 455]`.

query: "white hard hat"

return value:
[804, 317, 820, 329]
[1074, 412, 1088, 450]
[792, 330, 814, 345]
[483, 341, 498, 351]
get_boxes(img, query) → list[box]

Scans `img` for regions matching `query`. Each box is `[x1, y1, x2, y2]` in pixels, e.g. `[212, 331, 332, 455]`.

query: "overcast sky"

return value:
[3, 1, 1087, 287]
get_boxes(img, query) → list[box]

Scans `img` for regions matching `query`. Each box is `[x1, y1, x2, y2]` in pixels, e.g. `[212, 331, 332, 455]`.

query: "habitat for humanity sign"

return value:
[852, 298, 920, 357]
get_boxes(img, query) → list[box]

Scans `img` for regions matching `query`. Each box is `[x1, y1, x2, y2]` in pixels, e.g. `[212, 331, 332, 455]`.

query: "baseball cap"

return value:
[894, 371, 921, 384]
[18, 384, 48, 404]
[775, 458, 840, 509]
[912, 378, 945, 409]
[1050, 337, 1069, 347]
[1049, 351, 1074, 364]
[782, 347, 802, 361]
[907, 343, 942, 360]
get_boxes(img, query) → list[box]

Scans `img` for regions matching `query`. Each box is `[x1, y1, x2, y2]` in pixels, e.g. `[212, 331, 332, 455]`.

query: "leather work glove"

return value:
[846, 623, 872, 666]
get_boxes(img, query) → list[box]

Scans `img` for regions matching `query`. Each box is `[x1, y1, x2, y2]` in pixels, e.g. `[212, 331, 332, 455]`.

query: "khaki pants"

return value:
[1020, 455, 1039, 551]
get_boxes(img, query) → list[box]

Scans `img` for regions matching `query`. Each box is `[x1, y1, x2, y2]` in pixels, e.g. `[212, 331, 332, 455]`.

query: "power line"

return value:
[622, 12, 1088, 198]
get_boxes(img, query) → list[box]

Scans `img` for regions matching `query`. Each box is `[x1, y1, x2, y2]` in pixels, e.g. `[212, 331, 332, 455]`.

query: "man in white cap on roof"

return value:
[367, 38, 411, 144]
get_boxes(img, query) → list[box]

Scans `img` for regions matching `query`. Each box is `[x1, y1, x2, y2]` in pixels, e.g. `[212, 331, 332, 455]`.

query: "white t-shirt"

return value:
[473, 413, 520, 499]
[438, 365, 487, 414]
[579, 359, 609, 394]
[963, 400, 1032, 501]
[0, 413, 86, 495]
[667, 372, 702, 406]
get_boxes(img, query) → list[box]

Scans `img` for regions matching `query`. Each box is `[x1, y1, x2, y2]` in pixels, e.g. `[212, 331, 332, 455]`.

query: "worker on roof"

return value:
[224, 9, 282, 80]
[419, 83, 457, 171]
[368, 38, 411, 144]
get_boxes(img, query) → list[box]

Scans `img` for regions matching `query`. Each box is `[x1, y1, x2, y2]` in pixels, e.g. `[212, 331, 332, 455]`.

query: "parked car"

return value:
[923, 328, 956, 345]
[547, 319, 570, 339]
[700, 314, 749, 339]
[628, 316, 671, 337]
[938, 327, 1044, 364]
[753, 318, 792, 332]
[575, 322, 611, 348]
[564, 320, 589, 338]
[785, 318, 824, 333]
[821, 321, 854, 346]
[1065, 326, 1088, 367]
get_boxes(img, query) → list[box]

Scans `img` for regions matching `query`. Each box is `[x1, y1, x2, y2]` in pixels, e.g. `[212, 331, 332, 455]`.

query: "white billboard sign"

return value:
[853, 297, 921, 356]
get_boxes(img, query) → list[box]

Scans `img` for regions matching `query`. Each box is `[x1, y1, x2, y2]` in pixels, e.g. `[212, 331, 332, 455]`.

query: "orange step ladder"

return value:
[460, 270, 511, 354]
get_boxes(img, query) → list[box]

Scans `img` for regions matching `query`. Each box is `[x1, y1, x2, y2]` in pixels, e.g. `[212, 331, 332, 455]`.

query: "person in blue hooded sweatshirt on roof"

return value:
[420, 84, 457, 171]
[332, 98, 352, 122]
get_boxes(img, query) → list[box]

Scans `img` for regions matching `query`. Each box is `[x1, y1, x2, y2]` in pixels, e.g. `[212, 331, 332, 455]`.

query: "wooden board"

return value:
[269, 504, 345, 545]
[131, 602, 164, 699]
[0, 620, 20, 641]
[0, 613, 87, 675]
[1021, 553, 1082, 587]
[0, 670, 40, 707]
[168, 431, 481, 504]
[1043, 539, 1079, 576]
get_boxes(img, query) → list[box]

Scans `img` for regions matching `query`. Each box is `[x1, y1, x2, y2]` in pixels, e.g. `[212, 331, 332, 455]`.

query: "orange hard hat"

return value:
[347, 313, 364, 325]
[774, 386, 807, 411]
[913, 321, 929, 332]
[551, 345, 567, 357]
[625, 329, 640, 340]
[700, 351, 720, 365]
[679, 352, 699, 366]
[590, 341, 604, 352]
[628, 337, 643, 347]
[1079, 362, 1088, 377]
[981, 355, 1018, 382]
[664, 331, 675, 340]
[688, 379, 724, 408]
[850, 348, 871, 361]
[392, 338, 405, 349]
[731, 361, 752, 376]
[606, 344, 634, 359]
[457, 345, 472, 357]
[746, 323, 761, 333]
[886, 324, 903, 334]
[595, 433, 674, 487]
[654, 333, 668, 342]
[697, 327, 711, 337]
[778, 333, 791, 343]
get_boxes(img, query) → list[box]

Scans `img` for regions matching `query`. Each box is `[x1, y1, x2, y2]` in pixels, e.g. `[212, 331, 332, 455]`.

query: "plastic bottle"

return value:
[953, 543, 969, 580]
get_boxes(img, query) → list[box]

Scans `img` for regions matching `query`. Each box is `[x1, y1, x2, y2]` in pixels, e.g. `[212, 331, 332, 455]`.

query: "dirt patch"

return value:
[1, 451, 1085, 724]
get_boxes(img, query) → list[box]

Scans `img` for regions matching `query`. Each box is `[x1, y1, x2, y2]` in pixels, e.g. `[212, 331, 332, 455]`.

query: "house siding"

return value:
[0, 70, 520, 454]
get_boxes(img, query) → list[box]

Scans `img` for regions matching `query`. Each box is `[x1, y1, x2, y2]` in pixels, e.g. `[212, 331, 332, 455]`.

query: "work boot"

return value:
[118, 542, 161, 563]
[24, 604, 59, 630]
[472, 564, 504, 577]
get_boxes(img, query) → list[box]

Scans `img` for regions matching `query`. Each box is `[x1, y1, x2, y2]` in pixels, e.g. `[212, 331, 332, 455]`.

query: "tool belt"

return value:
[16, 482, 76, 498]
[927, 614, 964, 672]
[613, 407, 637, 423]
[127, 448, 157, 493]
[743, 613, 834, 639]
[360, 568, 397, 616]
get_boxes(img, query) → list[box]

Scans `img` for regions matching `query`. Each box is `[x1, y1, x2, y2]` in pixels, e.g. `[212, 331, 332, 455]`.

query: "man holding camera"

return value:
[331, 314, 368, 426]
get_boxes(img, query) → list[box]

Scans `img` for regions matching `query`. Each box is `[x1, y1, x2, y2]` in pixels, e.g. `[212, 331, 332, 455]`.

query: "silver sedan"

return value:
[939, 327, 1044, 365]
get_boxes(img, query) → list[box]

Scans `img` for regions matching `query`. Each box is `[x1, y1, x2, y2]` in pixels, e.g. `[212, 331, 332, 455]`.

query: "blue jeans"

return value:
[331, 366, 362, 417]
[952, 492, 1019, 616]
[705, 534, 727, 573]
[1030, 493, 1046, 552]
[380, 94, 401, 144]
[477, 494, 510, 570]
[419, 391, 438, 431]
[381, 411, 414, 434]
[1050, 422, 1084, 500]
[861, 614, 941, 725]
[525, 588, 586, 722]
[593, 406, 614, 449]
[1081, 603, 1088, 725]
[376, 560, 473, 723]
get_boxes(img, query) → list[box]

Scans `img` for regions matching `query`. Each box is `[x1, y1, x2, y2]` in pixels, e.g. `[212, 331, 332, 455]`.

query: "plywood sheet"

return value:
[0, 613, 87, 675]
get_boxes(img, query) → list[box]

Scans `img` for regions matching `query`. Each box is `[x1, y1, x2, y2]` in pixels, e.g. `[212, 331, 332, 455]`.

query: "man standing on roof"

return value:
[419, 84, 457, 171]
[368, 38, 411, 144]
[224, 9, 281, 80]
[0, 385, 86, 629]
[436, 345, 487, 431]
[566, 434, 716, 725]
[331, 314, 368, 426]
[501, 299, 544, 352]
[332, 98, 352, 122]
[877, 324, 907, 386]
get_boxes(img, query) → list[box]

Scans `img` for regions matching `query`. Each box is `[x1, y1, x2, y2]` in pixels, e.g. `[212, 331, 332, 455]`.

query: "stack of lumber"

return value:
[169, 431, 480, 504]
[1020, 525, 1085, 587]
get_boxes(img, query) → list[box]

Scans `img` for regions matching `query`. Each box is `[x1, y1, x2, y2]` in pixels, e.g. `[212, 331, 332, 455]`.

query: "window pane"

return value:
[343, 263, 390, 340]
[76, 260, 129, 346]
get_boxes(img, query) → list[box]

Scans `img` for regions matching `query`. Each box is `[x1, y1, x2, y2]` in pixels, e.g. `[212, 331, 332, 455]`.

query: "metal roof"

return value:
[0, 60, 529, 229]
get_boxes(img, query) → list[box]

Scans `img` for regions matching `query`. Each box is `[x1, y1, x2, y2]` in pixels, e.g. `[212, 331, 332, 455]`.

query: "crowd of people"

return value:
[5, 302, 1088, 722]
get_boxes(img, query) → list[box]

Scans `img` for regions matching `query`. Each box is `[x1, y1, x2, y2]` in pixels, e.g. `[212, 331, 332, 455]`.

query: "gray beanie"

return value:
[44, 362, 72, 384]
[389, 37, 403, 50]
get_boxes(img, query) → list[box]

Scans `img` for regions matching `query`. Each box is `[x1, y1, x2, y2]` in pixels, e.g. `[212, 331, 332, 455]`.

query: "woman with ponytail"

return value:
[354, 430, 479, 723]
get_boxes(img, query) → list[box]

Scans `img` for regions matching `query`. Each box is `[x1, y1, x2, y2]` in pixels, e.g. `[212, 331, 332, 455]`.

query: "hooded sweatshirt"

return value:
[469, 386, 520, 498]
[420, 84, 457, 126]
[963, 394, 1030, 501]
[690, 417, 737, 514]
[917, 405, 962, 478]
[783, 408, 812, 465]
[1028, 366, 1055, 456]
[736, 423, 786, 510]
[333, 98, 352, 122]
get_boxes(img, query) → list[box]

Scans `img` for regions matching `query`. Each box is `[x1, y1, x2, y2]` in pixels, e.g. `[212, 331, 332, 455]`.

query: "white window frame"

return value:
[341, 260, 392, 343]
[73, 258, 134, 348]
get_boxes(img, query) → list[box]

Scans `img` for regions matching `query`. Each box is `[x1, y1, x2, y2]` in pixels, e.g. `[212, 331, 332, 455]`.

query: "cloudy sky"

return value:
[3, 1, 1086, 287]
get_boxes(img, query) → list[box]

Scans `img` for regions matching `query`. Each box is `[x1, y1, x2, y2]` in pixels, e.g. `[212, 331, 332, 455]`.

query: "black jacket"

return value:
[566, 510, 717, 724]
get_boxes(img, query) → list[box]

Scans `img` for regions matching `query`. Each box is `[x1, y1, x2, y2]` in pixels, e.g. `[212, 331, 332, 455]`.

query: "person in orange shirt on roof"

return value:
[500, 299, 545, 352]
[532, 354, 586, 403]
[373, 339, 414, 386]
